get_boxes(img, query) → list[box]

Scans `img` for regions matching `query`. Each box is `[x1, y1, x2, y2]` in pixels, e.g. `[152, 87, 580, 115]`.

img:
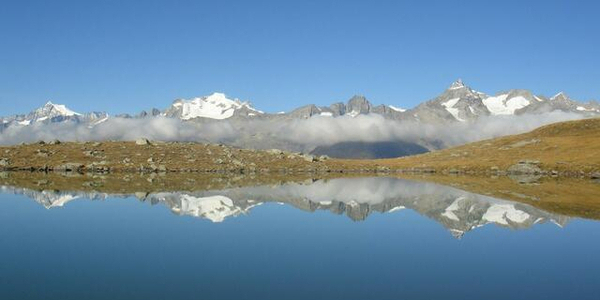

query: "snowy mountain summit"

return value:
[0, 101, 108, 128]
[34, 101, 81, 118]
[449, 78, 467, 90]
[164, 92, 263, 120]
[21, 101, 82, 124]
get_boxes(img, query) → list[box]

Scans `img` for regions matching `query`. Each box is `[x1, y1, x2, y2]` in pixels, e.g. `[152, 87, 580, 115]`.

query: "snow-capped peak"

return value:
[17, 101, 83, 124]
[449, 79, 466, 90]
[171, 92, 262, 120]
[551, 92, 569, 101]
[40, 101, 81, 117]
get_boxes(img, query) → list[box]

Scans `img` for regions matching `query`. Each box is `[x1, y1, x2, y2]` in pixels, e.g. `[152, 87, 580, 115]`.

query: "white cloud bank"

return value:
[0, 112, 585, 149]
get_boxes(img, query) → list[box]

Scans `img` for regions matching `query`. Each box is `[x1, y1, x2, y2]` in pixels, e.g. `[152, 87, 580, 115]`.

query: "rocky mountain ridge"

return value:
[2, 80, 598, 129]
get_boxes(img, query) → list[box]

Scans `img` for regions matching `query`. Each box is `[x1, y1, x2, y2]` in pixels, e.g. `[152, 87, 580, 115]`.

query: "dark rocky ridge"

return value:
[311, 141, 429, 159]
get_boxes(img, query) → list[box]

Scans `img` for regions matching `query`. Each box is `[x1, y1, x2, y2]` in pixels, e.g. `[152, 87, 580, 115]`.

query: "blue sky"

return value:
[1, 0, 599, 115]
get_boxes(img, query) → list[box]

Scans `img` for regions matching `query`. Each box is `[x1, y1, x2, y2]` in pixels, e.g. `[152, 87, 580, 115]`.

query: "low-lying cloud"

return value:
[0, 112, 585, 150]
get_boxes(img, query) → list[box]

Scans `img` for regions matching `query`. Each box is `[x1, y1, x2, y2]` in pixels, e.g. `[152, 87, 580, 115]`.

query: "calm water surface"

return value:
[0, 177, 599, 300]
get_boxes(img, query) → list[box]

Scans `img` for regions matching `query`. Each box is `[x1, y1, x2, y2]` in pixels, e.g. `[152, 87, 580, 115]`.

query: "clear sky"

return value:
[1, 0, 599, 115]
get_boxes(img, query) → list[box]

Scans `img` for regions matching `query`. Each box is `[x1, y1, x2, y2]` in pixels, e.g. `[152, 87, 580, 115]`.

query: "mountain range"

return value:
[2, 80, 598, 158]
[3, 80, 598, 128]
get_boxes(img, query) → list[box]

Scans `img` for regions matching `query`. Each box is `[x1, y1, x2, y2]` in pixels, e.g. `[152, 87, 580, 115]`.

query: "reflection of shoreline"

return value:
[1, 177, 571, 238]
[2, 171, 599, 220]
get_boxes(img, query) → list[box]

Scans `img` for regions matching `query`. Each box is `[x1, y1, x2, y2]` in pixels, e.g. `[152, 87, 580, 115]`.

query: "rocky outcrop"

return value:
[135, 138, 151, 145]
[0, 158, 10, 168]
[507, 160, 542, 175]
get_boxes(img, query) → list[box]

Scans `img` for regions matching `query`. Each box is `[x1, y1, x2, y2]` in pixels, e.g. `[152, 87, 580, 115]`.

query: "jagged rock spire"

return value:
[449, 79, 466, 90]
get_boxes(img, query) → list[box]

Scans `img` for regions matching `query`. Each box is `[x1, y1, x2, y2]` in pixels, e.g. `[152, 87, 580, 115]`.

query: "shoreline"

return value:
[1, 171, 598, 221]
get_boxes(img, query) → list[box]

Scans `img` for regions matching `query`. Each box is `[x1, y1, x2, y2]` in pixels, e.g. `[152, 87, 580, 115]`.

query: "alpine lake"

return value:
[1, 171, 599, 300]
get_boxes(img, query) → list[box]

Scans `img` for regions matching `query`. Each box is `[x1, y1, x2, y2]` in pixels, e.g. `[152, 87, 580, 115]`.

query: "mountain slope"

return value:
[410, 79, 490, 123]
[374, 117, 600, 174]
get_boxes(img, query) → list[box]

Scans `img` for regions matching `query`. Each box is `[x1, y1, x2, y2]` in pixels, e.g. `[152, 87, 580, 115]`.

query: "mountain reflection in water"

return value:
[1, 177, 572, 238]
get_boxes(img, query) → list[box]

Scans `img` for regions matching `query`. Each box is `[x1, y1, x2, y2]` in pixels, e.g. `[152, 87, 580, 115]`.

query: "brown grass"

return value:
[0, 141, 331, 173]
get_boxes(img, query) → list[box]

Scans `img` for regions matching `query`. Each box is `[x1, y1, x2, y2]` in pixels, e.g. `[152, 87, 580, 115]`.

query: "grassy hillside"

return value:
[344, 117, 600, 175]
